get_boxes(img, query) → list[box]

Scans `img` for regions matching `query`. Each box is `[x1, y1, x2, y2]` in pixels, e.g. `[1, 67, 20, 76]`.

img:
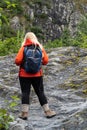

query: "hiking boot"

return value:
[19, 112, 28, 120]
[19, 104, 29, 120]
[42, 104, 56, 118]
[45, 109, 56, 118]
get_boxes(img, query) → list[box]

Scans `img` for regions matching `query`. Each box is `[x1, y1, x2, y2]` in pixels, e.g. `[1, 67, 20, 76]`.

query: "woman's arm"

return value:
[42, 48, 49, 65]
[15, 47, 24, 66]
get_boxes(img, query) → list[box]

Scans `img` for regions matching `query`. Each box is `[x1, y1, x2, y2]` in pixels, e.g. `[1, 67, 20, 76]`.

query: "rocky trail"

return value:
[0, 47, 87, 130]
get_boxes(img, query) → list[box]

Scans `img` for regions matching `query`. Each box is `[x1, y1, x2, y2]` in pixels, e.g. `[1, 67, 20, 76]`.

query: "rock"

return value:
[0, 47, 87, 129]
[10, 16, 21, 30]
[9, 118, 33, 130]
[8, 1, 87, 41]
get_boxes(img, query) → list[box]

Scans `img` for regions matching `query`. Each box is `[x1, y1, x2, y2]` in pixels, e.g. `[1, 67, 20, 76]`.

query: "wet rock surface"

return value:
[0, 47, 87, 130]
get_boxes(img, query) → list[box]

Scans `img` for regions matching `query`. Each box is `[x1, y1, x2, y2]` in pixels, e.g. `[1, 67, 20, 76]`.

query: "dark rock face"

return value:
[10, 1, 87, 42]
[0, 47, 87, 129]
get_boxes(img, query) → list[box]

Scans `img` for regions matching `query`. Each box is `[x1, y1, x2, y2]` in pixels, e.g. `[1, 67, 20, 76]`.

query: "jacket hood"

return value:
[23, 39, 41, 47]
[23, 39, 33, 47]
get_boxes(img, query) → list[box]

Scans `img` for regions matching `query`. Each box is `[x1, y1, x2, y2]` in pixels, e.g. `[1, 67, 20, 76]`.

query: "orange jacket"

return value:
[15, 39, 49, 77]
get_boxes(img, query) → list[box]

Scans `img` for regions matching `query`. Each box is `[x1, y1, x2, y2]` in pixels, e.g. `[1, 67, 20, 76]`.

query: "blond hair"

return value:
[21, 32, 42, 49]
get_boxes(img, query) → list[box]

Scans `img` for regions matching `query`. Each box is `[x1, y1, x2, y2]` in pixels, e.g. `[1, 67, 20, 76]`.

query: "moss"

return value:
[83, 89, 87, 94]
[67, 83, 80, 89]
[32, 0, 51, 8]
[36, 13, 48, 19]
[58, 81, 80, 90]
[73, 0, 87, 14]
[83, 67, 87, 71]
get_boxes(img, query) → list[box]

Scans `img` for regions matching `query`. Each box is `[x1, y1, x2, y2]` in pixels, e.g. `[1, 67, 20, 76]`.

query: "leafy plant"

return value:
[4, 0, 17, 9]
[0, 109, 14, 130]
[5, 95, 20, 112]
[45, 39, 62, 49]
[45, 14, 87, 49]
[45, 28, 71, 48]
[0, 29, 25, 56]
[78, 15, 87, 35]
[0, 95, 20, 130]
[0, 37, 19, 56]
[60, 28, 71, 46]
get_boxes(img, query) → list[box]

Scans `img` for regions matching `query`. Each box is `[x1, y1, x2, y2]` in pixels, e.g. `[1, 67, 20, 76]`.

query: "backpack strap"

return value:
[20, 46, 28, 68]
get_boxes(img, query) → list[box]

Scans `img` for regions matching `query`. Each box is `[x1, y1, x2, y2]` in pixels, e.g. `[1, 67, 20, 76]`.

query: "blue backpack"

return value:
[23, 45, 42, 73]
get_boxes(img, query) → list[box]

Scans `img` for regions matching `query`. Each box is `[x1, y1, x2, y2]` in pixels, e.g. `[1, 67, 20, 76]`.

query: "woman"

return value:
[15, 32, 56, 120]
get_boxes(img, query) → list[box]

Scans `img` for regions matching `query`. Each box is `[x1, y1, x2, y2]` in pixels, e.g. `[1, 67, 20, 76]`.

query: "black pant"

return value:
[19, 76, 48, 106]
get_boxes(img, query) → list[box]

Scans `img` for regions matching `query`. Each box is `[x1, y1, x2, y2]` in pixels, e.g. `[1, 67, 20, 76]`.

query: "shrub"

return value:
[0, 29, 25, 56]
[45, 39, 62, 49]
[45, 15, 87, 49]
[0, 37, 20, 56]
[0, 95, 19, 130]
[0, 108, 14, 130]
[60, 28, 71, 46]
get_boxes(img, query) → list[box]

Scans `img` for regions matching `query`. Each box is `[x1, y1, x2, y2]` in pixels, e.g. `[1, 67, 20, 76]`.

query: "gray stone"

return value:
[9, 1, 87, 42]
[9, 118, 33, 130]
[10, 16, 20, 30]
[0, 47, 87, 129]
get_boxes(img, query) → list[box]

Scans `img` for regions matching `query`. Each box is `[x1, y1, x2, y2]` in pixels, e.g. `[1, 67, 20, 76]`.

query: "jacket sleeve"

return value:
[15, 47, 24, 66]
[42, 48, 49, 65]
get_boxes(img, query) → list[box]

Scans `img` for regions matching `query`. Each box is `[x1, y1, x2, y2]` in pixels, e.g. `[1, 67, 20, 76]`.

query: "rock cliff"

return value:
[10, 0, 87, 42]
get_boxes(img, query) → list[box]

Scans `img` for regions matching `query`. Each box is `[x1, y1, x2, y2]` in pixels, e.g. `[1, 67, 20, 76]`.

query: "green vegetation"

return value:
[0, 30, 24, 56]
[0, 95, 19, 130]
[0, 109, 14, 130]
[5, 95, 20, 112]
[0, 1, 87, 129]
[0, 0, 87, 52]
[0, 0, 50, 41]
[45, 15, 87, 49]
[0, 0, 87, 55]
[25, 0, 51, 8]
[0, 0, 46, 51]
[31, 0, 51, 8]
[0, 14, 87, 55]
[73, 0, 87, 14]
